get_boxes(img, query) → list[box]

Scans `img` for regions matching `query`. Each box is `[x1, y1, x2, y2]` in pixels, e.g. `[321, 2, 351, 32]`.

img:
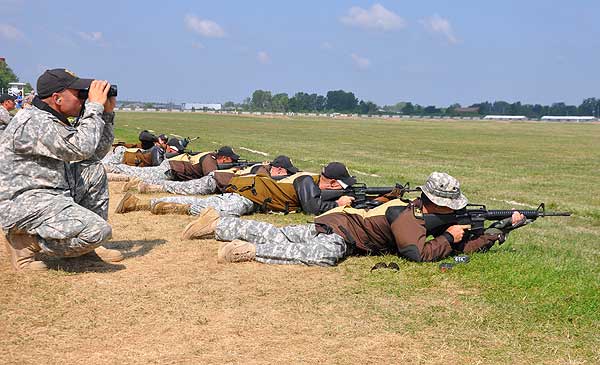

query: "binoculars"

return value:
[78, 84, 118, 99]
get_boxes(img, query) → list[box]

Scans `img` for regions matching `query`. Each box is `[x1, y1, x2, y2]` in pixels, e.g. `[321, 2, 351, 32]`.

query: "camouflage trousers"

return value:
[6, 161, 111, 257]
[69, 160, 109, 220]
[151, 193, 255, 217]
[216, 218, 348, 266]
[153, 175, 217, 195]
[101, 145, 126, 166]
[106, 159, 170, 181]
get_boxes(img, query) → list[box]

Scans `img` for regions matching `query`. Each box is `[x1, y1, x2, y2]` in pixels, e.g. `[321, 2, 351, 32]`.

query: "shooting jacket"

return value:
[165, 152, 218, 181]
[293, 175, 340, 215]
[315, 198, 498, 262]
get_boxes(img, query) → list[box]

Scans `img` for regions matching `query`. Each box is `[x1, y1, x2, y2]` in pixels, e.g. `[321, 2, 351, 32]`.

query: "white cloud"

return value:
[77, 31, 103, 42]
[184, 14, 225, 38]
[340, 4, 405, 31]
[351, 53, 371, 70]
[421, 14, 458, 44]
[0, 24, 24, 40]
[257, 51, 271, 64]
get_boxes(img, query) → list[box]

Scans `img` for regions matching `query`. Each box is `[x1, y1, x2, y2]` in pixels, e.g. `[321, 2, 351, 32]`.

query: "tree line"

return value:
[223, 89, 600, 118]
[0, 60, 32, 93]
[2, 58, 598, 118]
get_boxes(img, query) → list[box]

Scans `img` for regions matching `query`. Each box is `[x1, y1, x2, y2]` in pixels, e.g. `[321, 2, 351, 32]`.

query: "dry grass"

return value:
[2, 112, 599, 364]
[0, 183, 593, 364]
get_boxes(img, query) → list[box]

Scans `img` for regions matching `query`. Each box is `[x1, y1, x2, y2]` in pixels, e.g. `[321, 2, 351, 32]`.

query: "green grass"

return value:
[115, 111, 599, 362]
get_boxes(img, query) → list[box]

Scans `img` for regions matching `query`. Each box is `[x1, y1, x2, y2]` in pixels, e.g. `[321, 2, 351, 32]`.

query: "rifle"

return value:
[423, 203, 571, 243]
[217, 159, 264, 170]
[321, 182, 419, 209]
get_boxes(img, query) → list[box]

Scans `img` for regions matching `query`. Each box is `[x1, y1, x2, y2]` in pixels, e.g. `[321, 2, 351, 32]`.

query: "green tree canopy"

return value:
[0, 60, 19, 91]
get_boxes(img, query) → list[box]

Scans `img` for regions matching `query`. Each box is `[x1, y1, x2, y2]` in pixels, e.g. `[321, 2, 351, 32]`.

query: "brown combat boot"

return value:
[106, 173, 130, 182]
[138, 182, 166, 194]
[89, 246, 124, 262]
[181, 207, 220, 240]
[151, 202, 191, 215]
[217, 240, 256, 263]
[114, 192, 151, 214]
[3, 232, 47, 271]
[122, 177, 142, 192]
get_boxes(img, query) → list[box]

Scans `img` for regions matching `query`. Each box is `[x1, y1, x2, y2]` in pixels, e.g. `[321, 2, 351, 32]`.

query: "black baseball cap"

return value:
[216, 146, 240, 161]
[36, 68, 93, 98]
[158, 134, 168, 141]
[271, 155, 299, 174]
[322, 162, 357, 188]
[0, 94, 16, 103]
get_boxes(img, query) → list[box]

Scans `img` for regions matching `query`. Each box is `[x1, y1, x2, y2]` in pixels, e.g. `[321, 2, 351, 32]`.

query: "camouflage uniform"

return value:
[216, 218, 347, 266]
[152, 175, 217, 195]
[151, 192, 254, 217]
[101, 145, 126, 166]
[107, 159, 171, 181]
[0, 101, 114, 257]
[0, 105, 12, 132]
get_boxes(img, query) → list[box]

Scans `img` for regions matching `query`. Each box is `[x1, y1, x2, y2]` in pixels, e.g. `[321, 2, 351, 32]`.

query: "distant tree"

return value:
[492, 101, 510, 114]
[423, 105, 439, 114]
[357, 100, 378, 114]
[271, 93, 289, 112]
[250, 90, 272, 111]
[549, 102, 567, 116]
[325, 90, 358, 112]
[578, 98, 598, 116]
[315, 95, 326, 111]
[401, 102, 415, 115]
[223, 101, 236, 110]
[0, 60, 19, 92]
[143, 102, 154, 109]
[446, 103, 461, 115]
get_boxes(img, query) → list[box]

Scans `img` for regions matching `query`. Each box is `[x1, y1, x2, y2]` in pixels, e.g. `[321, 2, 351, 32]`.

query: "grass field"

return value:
[1, 112, 599, 364]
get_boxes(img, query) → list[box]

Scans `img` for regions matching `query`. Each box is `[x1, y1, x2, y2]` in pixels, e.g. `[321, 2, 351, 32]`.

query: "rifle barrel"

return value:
[482, 209, 571, 219]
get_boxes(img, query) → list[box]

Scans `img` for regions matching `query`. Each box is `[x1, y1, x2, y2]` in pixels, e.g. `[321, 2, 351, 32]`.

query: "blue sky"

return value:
[1, 0, 599, 106]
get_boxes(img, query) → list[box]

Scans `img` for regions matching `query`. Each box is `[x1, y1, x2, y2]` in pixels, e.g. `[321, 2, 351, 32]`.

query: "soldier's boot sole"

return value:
[139, 182, 166, 194]
[122, 177, 142, 192]
[106, 173, 130, 182]
[217, 240, 256, 263]
[151, 202, 191, 215]
[181, 207, 220, 240]
[83, 246, 124, 263]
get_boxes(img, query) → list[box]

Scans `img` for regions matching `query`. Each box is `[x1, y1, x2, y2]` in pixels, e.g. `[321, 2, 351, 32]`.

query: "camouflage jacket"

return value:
[0, 99, 114, 229]
[0, 105, 11, 132]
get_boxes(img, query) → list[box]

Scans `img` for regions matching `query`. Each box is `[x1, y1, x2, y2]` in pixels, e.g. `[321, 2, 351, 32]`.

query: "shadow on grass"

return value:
[38, 239, 167, 273]
[109, 238, 168, 259]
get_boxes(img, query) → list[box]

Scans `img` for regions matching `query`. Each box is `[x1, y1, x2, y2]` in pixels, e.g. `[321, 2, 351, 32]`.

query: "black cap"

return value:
[158, 134, 168, 142]
[36, 68, 93, 98]
[0, 94, 16, 103]
[216, 146, 240, 161]
[271, 155, 299, 174]
[322, 162, 357, 187]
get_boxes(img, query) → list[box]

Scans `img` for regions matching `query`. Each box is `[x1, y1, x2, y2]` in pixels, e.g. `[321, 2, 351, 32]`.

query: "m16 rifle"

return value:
[321, 182, 419, 209]
[423, 203, 571, 243]
[217, 159, 264, 170]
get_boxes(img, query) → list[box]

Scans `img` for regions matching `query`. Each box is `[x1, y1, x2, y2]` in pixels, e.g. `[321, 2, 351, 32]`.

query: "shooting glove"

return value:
[374, 186, 404, 204]
[484, 216, 529, 244]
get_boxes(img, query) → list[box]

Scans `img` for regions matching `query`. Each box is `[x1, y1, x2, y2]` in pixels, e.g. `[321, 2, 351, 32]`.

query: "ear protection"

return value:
[56, 97, 62, 104]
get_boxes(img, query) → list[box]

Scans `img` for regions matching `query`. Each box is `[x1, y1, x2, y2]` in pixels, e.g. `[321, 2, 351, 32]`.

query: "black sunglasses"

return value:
[370, 262, 400, 272]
